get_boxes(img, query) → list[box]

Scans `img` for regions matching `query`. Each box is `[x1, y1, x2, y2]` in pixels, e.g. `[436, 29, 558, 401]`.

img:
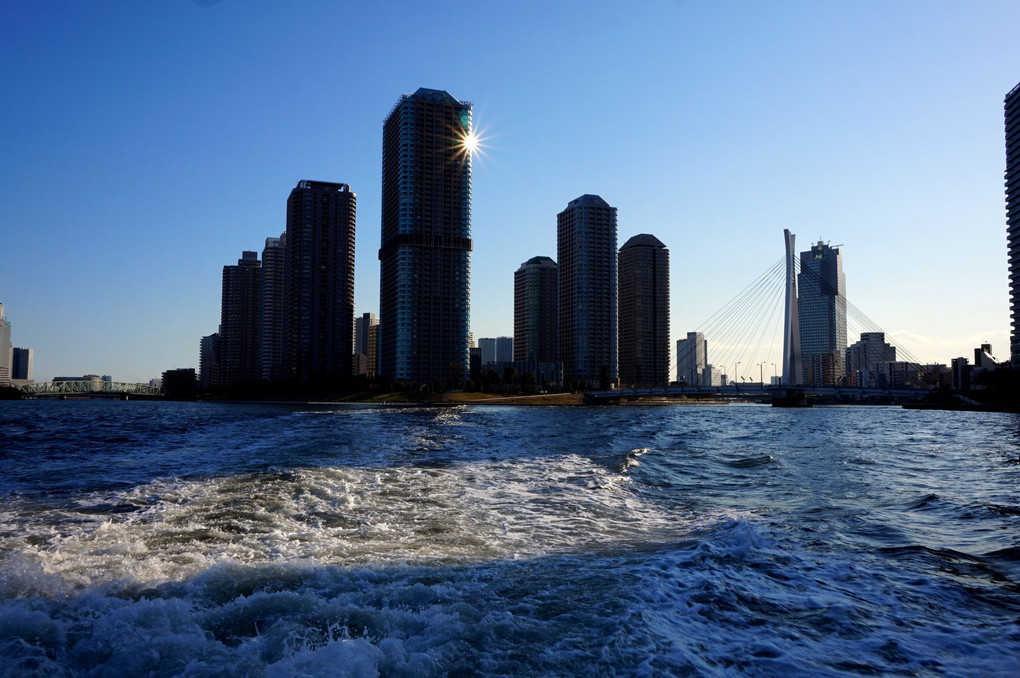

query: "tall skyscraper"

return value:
[379, 88, 473, 385]
[557, 194, 618, 387]
[0, 304, 12, 386]
[1006, 81, 1020, 366]
[618, 234, 670, 387]
[220, 251, 262, 386]
[797, 240, 846, 386]
[284, 180, 356, 383]
[676, 331, 707, 385]
[260, 234, 286, 381]
[514, 256, 558, 363]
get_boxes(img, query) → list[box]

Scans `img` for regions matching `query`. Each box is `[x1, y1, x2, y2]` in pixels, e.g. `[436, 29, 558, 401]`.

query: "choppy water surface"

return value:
[1, 401, 1018, 676]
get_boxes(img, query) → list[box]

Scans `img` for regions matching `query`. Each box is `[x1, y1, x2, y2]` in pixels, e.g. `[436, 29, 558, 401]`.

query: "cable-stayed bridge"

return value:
[608, 230, 942, 401]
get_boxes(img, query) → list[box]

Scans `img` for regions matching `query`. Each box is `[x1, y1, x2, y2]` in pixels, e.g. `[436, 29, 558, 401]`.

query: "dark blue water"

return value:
[1, 400, 1018, 676]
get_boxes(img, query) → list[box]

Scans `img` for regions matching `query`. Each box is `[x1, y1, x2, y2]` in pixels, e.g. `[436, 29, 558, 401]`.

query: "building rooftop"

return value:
[520, 255, 557, 269]
[566, 194, 612, 209]
[620, 234, 666, 250]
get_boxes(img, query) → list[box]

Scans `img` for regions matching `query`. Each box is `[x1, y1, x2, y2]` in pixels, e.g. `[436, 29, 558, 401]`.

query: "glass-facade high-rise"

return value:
[797, 240, 846, 386]
[557, 194, 618, 387]
[284, 181, 356, 383]
[618, 234, 670, 387]
[379, 88, 473, 386]
[1005, 81, 1020, 365]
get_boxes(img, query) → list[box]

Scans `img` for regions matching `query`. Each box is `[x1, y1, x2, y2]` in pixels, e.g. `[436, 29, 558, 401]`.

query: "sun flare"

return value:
[462, 130, 481, 154]
[450, 123, 489, 165]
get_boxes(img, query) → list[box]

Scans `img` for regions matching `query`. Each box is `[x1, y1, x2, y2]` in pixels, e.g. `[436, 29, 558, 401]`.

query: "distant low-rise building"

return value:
[479, 337, 513, 370]
[702, 364, 723, 387]
[877, 361, 925, 389]
[11, 347, 33, 383]
[162, 368, 197, 399]
[676, 332, 707, 385]
[482, 360, 562, 390]
[952, 357, 971, 391]
[846, 332, 896, 388]
[969, 344, 999, 390]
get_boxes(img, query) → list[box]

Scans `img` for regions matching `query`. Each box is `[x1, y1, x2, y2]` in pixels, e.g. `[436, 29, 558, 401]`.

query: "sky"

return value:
[2, 0, 1019, 383]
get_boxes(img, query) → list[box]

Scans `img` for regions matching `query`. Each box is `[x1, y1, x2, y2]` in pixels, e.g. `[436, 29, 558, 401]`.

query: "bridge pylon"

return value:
[782, 229, 803, 388]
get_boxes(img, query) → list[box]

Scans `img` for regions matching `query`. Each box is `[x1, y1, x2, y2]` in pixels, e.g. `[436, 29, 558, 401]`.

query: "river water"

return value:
[0, 400, 1018, 676]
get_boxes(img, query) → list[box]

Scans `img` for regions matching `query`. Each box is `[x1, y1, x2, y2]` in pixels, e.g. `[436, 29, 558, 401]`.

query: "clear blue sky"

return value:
[2, 0, 1017, 382]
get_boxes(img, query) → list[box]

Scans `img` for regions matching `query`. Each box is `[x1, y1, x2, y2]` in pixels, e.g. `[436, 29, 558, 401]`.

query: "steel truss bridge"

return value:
[21, 380, 163, 398]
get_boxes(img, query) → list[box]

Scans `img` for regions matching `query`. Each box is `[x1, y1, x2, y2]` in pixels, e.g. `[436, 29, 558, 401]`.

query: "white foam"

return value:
[0, 452, 684, 595]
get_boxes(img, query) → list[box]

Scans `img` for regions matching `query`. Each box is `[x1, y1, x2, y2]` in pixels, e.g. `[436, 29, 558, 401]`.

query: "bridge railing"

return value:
[586, 384, 932, 400]
[21, 381, 163, 396]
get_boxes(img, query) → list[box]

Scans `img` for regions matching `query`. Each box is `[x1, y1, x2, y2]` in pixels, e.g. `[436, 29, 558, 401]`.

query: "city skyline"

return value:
[3, 3, 1018, 382]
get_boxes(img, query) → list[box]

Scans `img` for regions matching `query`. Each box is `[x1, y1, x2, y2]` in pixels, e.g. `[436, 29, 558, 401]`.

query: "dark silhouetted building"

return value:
[379, 88, 473, 386]
[220, 251, 262, 386]
[199, 332, 220, 390]
[260, 234, 286, 381]
[366, 322, 379, 379]
[162, 368, 197, 400]
[11, 347, 32, 382]
[618, 234, 669, 387]
[1006, 82, 1020, 366]
[514, 256, 558, 364]
[558, 195, 617, 387]
[284, 181, 356, 383]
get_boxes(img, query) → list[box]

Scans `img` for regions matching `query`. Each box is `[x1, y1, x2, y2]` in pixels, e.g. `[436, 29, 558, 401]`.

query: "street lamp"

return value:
[734, 362, 740, 386]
